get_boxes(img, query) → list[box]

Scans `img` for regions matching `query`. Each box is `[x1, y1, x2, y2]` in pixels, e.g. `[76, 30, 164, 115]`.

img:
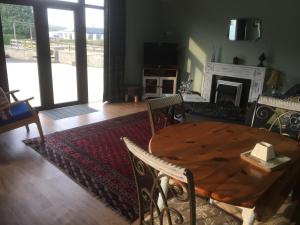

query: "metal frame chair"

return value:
[251, 95, 300, 140]
[0, 90, 44, 142]
[122, 137, 240, 225]
[146, 94, 185, 135]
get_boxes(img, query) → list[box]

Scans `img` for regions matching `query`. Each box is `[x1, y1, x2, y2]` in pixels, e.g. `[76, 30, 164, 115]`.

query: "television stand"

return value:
[142, 67, 178, 99]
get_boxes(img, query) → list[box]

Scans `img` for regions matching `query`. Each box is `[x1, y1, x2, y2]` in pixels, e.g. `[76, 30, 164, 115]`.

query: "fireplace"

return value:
[215, 80, 243, 107]
[202, 62, 267, 104]
[210, 75, 251, 108]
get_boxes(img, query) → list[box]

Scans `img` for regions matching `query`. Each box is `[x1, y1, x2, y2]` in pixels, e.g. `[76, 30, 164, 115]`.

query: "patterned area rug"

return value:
[24, 111, 151, 222]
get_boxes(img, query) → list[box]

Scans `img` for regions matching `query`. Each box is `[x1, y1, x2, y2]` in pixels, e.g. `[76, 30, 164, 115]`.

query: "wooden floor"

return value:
[0, 102, 147, 225]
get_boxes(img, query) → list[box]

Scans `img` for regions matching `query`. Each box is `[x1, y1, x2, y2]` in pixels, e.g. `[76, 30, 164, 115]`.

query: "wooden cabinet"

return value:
[143, 68, 178, 99]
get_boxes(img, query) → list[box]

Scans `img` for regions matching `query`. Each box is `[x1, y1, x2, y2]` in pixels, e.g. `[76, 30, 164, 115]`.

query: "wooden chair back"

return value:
[122, 137, 196, 225]
[146, 94, 185, 135]
[251, 95, 300, 140]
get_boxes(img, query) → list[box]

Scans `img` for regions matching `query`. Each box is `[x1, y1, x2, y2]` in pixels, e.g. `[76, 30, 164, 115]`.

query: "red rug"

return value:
[24, 111, 151, 222]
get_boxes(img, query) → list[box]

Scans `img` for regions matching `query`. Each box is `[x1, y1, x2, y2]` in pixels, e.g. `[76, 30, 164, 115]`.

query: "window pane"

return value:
[0, 4, 41, 107]
[145, 79, 158, 93]
[162, 80, 174, 94]
[85, 0, 104, 7]
[48, 8, 78, 104]
[86, 8, 104, 102]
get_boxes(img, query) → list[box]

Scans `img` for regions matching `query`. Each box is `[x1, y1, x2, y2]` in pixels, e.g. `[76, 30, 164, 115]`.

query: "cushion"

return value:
[0, 102, 33, 125]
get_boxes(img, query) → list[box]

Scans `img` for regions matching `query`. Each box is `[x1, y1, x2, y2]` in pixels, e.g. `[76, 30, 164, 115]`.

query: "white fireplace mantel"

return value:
[201, 62, 267, 103]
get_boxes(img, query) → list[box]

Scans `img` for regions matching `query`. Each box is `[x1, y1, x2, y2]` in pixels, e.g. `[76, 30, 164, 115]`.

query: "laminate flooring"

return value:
[0, 102, 146, 225]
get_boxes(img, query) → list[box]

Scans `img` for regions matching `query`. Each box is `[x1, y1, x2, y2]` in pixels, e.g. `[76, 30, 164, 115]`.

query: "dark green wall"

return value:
[158, 0, 300, 94]
[124, 0, 300, 93]
[125, 0, 160, 86]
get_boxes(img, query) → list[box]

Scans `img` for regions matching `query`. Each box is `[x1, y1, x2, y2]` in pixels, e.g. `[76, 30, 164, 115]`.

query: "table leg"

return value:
[209, 199, 256, 225]
[241, 207, 256, 225]
[157, 173, 169, 210]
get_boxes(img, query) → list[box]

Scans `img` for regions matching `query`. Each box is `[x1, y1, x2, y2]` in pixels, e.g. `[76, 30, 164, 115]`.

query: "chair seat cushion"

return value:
[0, 102, 33, 125]
[143, 197, 241, 225]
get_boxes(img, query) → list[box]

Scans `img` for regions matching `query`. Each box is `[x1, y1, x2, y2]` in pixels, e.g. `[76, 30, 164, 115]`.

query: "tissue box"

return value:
[240, 141, 291, 172]
[250, 142, 276, 162]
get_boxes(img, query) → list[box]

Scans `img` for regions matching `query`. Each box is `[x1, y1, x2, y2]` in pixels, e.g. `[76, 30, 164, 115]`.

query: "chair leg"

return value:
[35, 119, 45, 143]
[157, 172, 169, 210]
[25, 125, 30, 132]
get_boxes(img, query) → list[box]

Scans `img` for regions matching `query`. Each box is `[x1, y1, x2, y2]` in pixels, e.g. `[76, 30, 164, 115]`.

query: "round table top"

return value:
[149, 121, 300, 208]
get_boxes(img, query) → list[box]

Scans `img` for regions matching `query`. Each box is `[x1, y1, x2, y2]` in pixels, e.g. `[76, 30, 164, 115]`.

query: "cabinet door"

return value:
[160, 77, 177, 95]
[143, 76, 160, 97]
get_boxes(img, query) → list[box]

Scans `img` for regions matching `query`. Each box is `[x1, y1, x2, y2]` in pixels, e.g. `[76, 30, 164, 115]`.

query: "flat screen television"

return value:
[144, 42, 178, 67]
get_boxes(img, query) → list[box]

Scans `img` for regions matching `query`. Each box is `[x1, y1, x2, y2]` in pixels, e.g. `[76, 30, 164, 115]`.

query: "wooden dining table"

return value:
[149, 121, 300, 225]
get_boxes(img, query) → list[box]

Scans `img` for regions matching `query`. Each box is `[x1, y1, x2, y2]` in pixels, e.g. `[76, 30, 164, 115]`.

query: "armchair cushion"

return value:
[0, 102, 33, 125]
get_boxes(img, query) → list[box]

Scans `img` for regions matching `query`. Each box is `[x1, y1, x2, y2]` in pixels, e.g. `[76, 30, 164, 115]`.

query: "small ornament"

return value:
[178, 73, 193, 94]
[233, 56, 239, 64]
[211, 46, 216, 62]
[258, 53, 266, 67]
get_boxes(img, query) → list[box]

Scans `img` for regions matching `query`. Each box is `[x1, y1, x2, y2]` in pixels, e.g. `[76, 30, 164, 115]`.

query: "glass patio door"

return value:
[0, 3, 41, 107]
[47, 8, 78, 104]
[0, 3, 80, 107]
[85, 7, 104, 103]
[0, 0, 104, 109]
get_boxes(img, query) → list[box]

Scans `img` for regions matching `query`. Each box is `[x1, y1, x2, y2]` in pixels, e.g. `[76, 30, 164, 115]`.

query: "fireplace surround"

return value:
[202, 62, 267, 104]
[185, 62, 267, 122]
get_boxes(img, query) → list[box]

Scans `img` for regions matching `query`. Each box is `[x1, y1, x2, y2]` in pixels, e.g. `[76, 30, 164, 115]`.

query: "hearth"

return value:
[202, 62, 267, 104]
[185, 101, 245, 122]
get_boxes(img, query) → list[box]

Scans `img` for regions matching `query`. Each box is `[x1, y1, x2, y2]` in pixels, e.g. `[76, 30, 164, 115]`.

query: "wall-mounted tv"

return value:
[144, 42, 178, 67]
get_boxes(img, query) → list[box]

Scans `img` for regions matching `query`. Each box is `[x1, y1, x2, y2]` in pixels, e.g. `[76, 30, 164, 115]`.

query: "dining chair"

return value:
[0, 89, 44, 142]
[146, 94, 185, 135]
[122, 137, 241, 225]
[251, 95, 300, 140]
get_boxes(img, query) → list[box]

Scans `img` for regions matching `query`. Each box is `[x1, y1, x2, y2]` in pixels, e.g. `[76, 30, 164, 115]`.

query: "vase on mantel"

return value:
[211, 46, 216, 62]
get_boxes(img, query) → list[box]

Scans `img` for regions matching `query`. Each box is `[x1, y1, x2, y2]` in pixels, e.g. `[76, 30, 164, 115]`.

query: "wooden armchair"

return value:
[146, 94, 186, 135]
[251, 95, 300, 140]
[122, 137, 240, 225]
[0, 90, 44, 142]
